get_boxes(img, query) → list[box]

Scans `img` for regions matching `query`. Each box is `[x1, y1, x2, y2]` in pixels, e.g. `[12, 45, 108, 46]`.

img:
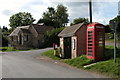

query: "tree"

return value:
[104, 25, 112, 33]
[70, 17, 89, 26]
[2, 26, 9, 46]
[37, 7, 56, 27]
[9, 12, 35, 29]
[43, 27, 64, 47]
[43, 7, 55, 20]
[2, 26, 8, 32]
[37, 4, 69, 28]
[37, 18, 44, 24]
[110, 16, 120, 33]
[55, 4, 69, 27]
[109, 16, 120, 40]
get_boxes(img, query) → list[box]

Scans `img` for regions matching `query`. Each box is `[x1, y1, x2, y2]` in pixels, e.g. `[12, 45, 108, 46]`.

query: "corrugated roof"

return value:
[58, 23, 85, 37]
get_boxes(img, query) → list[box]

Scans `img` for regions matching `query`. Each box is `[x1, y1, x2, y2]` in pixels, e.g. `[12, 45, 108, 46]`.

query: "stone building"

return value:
[58, 23, 87, 59]
[9, 24, 53, 49]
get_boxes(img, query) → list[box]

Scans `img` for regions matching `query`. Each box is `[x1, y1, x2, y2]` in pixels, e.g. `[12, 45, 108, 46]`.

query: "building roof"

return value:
[9, 27, 31, 36]
[20, 28, 31, 34]
[58, 23, 85, 37]
[9, 28, 21, 36]
[31, 24, 53, 34]
[9, 24, 54, 36]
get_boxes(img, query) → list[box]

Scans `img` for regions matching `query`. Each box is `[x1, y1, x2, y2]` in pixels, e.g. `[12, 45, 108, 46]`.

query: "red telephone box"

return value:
[86, 23, 105, 61]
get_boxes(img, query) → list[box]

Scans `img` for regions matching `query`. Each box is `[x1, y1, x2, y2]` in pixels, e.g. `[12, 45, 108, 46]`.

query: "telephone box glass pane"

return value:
[88, 50, 92, 56]
[88, 31, 93, 56]
[88, 31, 92, 33]
[97, 31, 104, 57]
[88, 47, 92, 49]
[88, 44, 92, 46]
[88, 41, 92, 43]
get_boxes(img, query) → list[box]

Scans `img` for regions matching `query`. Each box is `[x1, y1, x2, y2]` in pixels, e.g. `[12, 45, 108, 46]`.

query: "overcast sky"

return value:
[0, 0, 119, 28]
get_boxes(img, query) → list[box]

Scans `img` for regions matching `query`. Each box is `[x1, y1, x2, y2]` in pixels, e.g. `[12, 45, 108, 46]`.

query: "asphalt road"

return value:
[1, 48, 106, 78]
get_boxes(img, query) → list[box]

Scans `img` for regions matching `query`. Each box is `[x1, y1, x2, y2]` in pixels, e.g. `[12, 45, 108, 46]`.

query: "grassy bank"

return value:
[0, 47, 21, 52]
[41, 50, 61, 60]
[41, 46, 120, 78]
[64, 55, 95, 68]
[85, 58, 120, 78]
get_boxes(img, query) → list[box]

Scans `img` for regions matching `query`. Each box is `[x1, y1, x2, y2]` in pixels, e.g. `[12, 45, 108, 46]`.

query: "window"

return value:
[88, 41, 92, 43]
[88, 44, 92, 46]
[88, 31, 93, 40]
[88, 47, 92, 49]
[72, 39, 75, 50]
[88, 52, 92, 56]
[24, 35, 29, 41]
[88, 50, 92, 56]
[88, 31, 92, 33]
[88, 31, 93, 56]
[11, 36, 13, 41]
[88, 37, 92, 40]
[26, 35, 29, 41]
[88, 34, 92, 37]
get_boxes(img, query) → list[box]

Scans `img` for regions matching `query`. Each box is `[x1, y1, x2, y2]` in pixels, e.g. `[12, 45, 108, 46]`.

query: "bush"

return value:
[105, 46, 120, 60]
[2, 36, 8, 47]
[43, 27, 64, 47]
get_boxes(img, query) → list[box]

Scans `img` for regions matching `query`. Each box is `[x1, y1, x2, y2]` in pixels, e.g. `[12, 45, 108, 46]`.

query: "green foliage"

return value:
[9, 12, 35, 29]
[55, 4, 69, 27]
[110, 16, 120, 33]
[42, 7, 56, 27]
[43, 27, 64, 47]
[37, 18, 44, 24]
[70, 17, 89, 26]
[105, 46, 120, 60]
[104, 25, 112, 33]
[37, 4, 69, 28]
[41, 50, 61, 60]
[64, 55, 95, 68]
[2, 26, 9, 47]
[2, 36, 8, 47]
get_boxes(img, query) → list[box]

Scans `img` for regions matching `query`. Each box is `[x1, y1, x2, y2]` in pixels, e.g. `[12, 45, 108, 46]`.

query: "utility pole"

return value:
[114, 21, 117, 62]
[118, 1, 120, 48]
[89, 0, 92, 23]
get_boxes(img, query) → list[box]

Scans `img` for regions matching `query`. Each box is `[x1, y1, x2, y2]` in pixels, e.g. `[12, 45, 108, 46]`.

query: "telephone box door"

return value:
[95, 28, 105, 60]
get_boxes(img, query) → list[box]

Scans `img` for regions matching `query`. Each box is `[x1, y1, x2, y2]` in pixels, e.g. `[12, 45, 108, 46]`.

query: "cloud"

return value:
[2, 10, 14, 16]
[50, 1, 118, 24]
[92, 2, 118, 24]
[0, 0, 118, 28]
[0, 0, 50, 27]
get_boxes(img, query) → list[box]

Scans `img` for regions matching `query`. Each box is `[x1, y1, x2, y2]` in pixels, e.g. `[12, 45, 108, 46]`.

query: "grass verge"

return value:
[0, 47, 21, 52]
[85, 58, 120, 78]
[41, 46, 120, 78]
[64, 55, 95, 68]
[41, 50, 61, 60]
